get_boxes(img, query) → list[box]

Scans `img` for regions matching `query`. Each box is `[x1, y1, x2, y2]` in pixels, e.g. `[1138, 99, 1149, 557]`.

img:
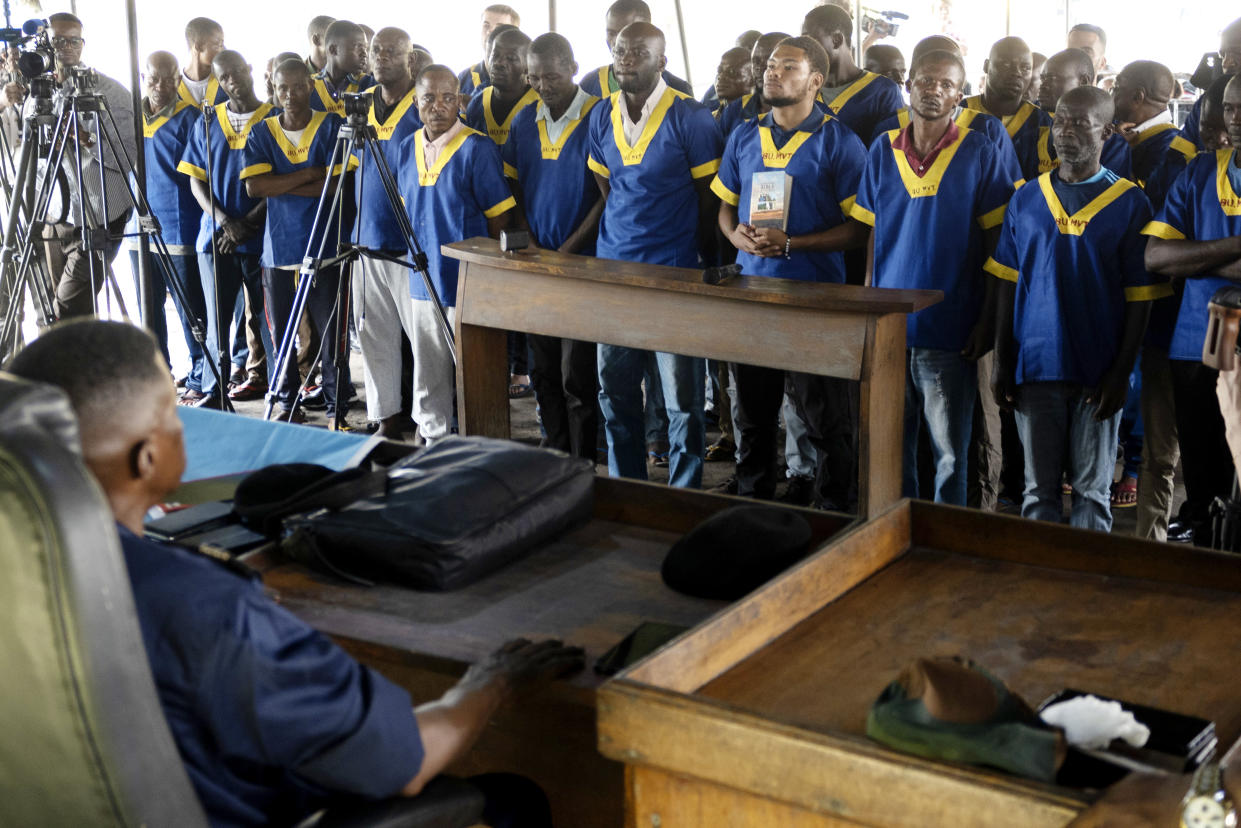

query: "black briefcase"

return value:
[280, 436, 595, 590]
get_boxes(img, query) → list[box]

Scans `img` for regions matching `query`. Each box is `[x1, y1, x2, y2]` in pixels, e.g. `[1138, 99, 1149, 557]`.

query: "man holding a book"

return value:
[711, 36, 869, 509]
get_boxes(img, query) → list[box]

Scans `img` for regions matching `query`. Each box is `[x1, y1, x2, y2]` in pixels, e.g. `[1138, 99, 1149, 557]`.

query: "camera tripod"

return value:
[0, 67, 228, 403]
[262, 91, 454, 431]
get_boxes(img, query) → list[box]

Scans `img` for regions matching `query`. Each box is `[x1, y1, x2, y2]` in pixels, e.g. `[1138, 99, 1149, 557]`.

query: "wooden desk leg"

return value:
[858, 313, 905, 519]
[455, 317, 511, 438]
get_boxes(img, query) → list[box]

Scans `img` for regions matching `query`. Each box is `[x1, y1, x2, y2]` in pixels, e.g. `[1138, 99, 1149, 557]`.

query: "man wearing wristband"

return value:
[712, 36, 868, 508]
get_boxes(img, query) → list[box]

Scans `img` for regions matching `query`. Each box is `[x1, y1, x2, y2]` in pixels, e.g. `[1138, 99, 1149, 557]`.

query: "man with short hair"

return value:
[989, 86, 1165, 532]
[395, 65, 516, 444]
[459, 4, 521, 100]
[179, 17, 227, 107]
[265, 51, 301, 105]
[4, 318, 582, 827]
[709, 47, 752, 113]
[580, 0, 693, 98]
[1027, 52, 1047, 105]
[802, 4, 903, 143]
[466, 27, 537, 147]
[588, 22, 722, 488]
[242, 59, 354, 424]
[350, 27, 424, 440]
[717, 31, 790, 138]
[408, 47, 433, 81]
[36, 12, 137, 321]
[1037, 48, 1132, 178]
[864, 44, 906, 87]
[311, 20, 372, 117]
[1142, 75, 1241, 546]
[503, 33, 603, 461]
[177, 49, 274, 408]
[701, 31, 761, 110]
[852, 49, 1017, 506]
[1181, 17, 1241, 149]
[713, 35, 869, 508]
[963, 37, 1050, 181]
[130, 51, 210, 405]
[1067, 23, 1108, 78]
[305, 15, 336, 74]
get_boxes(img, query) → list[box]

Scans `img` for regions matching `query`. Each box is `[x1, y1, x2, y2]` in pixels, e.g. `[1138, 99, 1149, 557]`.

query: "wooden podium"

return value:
[443, 239, 940, 518]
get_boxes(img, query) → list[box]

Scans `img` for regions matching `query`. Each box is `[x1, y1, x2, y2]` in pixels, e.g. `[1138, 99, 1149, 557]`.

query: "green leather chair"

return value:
[0, 373, 208, 826]
[0, 373, 486, 827]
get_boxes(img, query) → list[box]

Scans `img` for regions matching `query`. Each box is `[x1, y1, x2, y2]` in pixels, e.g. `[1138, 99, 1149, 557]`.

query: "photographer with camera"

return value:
[28, 12, 135, 321]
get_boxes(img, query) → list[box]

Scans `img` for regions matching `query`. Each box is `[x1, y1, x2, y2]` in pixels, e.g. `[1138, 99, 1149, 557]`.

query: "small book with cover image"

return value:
[749, 170, 792, 230]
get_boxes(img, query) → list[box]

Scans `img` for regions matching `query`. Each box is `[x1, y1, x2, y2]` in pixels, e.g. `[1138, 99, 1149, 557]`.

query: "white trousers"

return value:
[352, 256, 455, 440]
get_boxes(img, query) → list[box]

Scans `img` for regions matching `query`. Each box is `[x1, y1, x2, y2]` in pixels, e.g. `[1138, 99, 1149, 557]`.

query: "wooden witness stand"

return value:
[443, 238, 942, 518]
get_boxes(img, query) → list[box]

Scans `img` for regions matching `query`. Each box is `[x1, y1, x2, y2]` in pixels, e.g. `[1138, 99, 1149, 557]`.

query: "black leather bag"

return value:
[280, 436, 594, 590]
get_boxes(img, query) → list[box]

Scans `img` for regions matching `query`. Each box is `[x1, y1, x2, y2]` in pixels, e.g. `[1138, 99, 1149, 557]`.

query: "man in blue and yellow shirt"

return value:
[1036, 49, 1132, 179]
[465, 28, 539, 147]
[962, 36, 1051, 182]
[309, 20, 372, 117]
[580, 0, 693, 99]
[587, 22, 722, 489]
[802, 4, 903, 144]
[852, 49, 1016, 506]
[458, 4, 520, 100]
[989, 86, 1166, 533]
[713, 36, 869, 510]
[395, 65, 516, 444]
[502, 34, 603, 462]
[1142, 75, 1241, 546]
[242, 60, 354, 423]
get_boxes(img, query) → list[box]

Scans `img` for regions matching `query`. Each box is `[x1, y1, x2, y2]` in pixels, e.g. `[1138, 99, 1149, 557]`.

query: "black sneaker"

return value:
[711, 475, 739, 495]
[778, 475, 815, 506]
[300, 384, 327, 411]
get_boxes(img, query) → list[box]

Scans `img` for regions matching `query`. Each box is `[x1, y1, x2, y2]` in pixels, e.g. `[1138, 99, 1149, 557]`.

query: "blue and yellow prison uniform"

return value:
[821, 70, 904, 144]
[962, 95, 1051, 181]
[1142, 149, 1241, 362]
[870, 107, 1024, 178]
[500, 94, 601, 251]
[240, 111, 357, 267]
[394, 125, 515, 306]
[465, 86, 540, 146]
[1035, 122, 1133, 179]
[353, 84, 423, 252]
[176, 73, 228, 108]
[310, 69, 374, 117]
[458, 61, 489, 102]
[711, 110, 866, 283]
[852, 125, 1017, 351]
[985, 168, 1168, 387]
[1129, 122, 1197, 190]
[142, 100, 203, 248]
[177, 102, 276, 255]
[587, 86, 723, 267]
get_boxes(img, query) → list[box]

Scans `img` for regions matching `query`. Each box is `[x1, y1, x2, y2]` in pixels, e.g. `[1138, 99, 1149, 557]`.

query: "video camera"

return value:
[860, 8, 910, 38]
[4, 18, 57, 82]
[341, 90, 372, 121]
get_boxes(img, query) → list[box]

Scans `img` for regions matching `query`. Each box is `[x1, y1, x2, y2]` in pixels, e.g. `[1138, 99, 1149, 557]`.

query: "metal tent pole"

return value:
[125, 0, 158, 334]
[672, 0, 692, 91]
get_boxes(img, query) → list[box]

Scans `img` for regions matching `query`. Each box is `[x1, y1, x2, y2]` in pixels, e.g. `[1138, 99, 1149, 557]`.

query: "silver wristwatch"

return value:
[1181, 762, 1238, 828]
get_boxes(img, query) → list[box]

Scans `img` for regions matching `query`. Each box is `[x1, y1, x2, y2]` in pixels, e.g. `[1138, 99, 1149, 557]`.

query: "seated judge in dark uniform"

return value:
[5, 319, 584, 828]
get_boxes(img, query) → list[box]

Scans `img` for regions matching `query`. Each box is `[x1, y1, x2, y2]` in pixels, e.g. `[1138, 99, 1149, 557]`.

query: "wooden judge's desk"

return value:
[442, 238, 941, 519]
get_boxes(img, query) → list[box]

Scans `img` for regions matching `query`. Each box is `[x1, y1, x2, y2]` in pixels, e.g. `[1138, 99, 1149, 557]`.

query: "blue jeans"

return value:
[903, 348, 976, 505]
[1014, 381, 1122, 532]
[643, 351, 669, 449]
[598, 345, 705, 488]
[198, 251, 271, 395]
[132, 250, 207, 392]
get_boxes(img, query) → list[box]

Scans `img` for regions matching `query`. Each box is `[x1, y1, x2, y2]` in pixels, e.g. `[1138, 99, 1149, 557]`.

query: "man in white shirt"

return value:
[179, 17, 225, 106]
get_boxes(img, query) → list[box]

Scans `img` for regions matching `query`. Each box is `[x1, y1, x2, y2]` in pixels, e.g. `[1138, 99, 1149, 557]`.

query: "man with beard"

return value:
[712, 36, 869, 509]
[851, 49, 1016, 506]
[587, 21, 722, 488]
[1036, 48, 1132, 178]
[989, 86, 1165, 532]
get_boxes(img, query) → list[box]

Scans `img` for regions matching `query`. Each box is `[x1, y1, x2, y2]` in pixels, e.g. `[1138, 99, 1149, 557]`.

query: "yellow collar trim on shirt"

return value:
[888, 125, 970, 198]
[898, 108, 983, 131]
[178, 74, 219, 108]
[598, 66, 612, 95]
[1214, 149, 1241, 216]
[537, 96, 600, 160]
[144, 99, 194, 137]
[414, 126, 477, 186]
[266, 110, 329, 164]
[1134, 122, 1179, 146]
[367, 84, 418, 141]
[826, 71, 878, 113]
[1037, 171, 1135, 235]
[471, 64, 483, 88]
[483, 86, 539, 145]
[1036, 126, 1059, 174]
[965, 96, 1036, 138]
[313, 76, 361, 115]
[609, 86, 685, 166]
[214, 102, 274, 149]
[757, 114, 829, 169]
